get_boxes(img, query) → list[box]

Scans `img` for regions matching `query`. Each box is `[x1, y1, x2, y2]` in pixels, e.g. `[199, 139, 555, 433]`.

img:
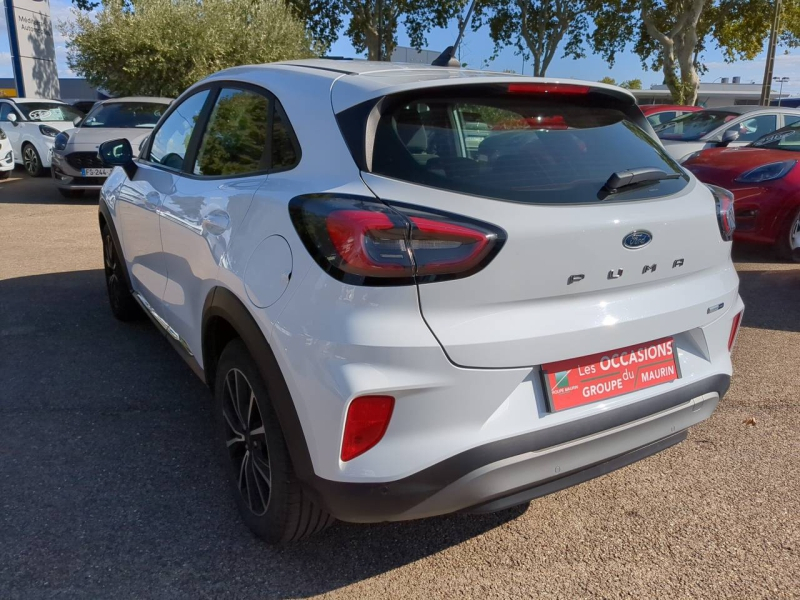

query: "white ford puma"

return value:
[97, 60, 743, 543]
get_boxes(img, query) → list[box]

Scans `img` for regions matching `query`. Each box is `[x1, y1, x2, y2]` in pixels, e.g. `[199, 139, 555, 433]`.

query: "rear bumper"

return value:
[307, 374, 728, 523]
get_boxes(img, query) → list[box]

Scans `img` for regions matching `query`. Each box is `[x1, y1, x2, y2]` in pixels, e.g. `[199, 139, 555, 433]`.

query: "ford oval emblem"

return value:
[622, 230, 652, 249]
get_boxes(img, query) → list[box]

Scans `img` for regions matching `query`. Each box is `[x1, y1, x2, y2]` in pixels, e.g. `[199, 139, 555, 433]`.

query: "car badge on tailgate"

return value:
[622, 230, 653, 249]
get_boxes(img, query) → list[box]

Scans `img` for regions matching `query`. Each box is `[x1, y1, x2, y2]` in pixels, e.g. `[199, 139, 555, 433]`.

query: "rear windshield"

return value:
[655, 110, 736, 141]
[367, 90, 686, 204]
[17, 102, 83, 122]
[82, 102, 168, 128]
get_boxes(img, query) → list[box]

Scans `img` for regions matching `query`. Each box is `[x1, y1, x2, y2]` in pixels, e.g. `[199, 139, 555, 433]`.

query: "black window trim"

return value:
[138, 79, 302, 181]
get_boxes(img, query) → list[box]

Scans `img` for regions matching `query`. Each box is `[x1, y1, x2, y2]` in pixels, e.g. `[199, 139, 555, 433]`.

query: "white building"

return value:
[632, 77, 789, 107]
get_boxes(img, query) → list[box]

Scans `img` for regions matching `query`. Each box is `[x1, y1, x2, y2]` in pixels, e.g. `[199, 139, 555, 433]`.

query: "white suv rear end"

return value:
[98, 61, 743, 542]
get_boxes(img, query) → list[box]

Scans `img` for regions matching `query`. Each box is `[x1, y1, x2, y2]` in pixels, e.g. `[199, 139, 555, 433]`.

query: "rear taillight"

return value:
[707, 184, 736, 241]
[341, 395, 395, 462]
[728, 311, 743, 351]
[289, 195, 505, 285]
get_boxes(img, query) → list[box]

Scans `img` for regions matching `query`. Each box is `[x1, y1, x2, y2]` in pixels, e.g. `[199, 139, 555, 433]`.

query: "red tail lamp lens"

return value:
[341, 395, 395, 462]
[507, 83, 590, 95]
[289, 195, 504, 285]
[728, 311, 743, 351]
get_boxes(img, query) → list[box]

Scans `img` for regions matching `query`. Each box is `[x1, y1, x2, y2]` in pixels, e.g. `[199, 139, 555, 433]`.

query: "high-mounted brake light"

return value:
[289, 195, 505, 285]
[341, 395, 395, 462]
[507, 83, 591, 95]
[707, 184, 736, 242]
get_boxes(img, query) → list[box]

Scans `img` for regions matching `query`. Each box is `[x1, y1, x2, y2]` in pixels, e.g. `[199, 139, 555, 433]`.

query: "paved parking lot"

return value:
[1, 168, 798, 599]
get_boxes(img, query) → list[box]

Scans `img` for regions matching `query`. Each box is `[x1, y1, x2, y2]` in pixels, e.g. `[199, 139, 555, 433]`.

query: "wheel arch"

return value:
[202, 286, 315, 482]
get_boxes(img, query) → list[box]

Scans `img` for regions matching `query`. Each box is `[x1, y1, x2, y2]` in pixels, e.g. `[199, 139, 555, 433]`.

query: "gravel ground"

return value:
[1, 168, 798, 599]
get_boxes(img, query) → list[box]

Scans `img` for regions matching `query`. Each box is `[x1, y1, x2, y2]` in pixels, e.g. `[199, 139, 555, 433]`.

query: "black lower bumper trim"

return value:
[307, 374, 730, 522]
[468, 430, 687, 514]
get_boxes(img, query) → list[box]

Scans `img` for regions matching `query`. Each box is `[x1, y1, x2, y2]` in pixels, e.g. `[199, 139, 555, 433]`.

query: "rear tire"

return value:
[58, 188, 85, 199]
[101, 224, 140, 321]
[775, 206, 800, 263]
[22, 144, 43, 177]
[214, 339, 333, 543]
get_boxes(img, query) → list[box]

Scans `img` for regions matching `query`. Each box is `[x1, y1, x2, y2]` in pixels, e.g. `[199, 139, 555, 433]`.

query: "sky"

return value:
[3, 0, 800, 96]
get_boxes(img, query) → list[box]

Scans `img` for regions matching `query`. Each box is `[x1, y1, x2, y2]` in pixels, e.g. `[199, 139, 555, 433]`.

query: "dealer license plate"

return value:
[541, 337, 680, 412]
[81, 168, 112, 177]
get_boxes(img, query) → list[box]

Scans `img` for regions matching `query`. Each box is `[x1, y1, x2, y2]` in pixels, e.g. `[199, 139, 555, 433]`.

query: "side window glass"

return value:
[0, 104, 12, 121]
[730, 114, 777, 142]
[194, 88, 270, 177]
[783, 115, 800, 127]
[149, 90, 209, 171]
[271, 100, 299, 170]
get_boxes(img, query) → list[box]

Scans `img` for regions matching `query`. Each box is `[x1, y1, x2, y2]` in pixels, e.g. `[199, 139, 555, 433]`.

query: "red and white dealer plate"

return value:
[541, 337, 680, 412]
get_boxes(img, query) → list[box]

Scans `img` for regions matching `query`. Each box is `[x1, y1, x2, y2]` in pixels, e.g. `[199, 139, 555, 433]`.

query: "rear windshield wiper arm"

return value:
[602, 168, 681, 194]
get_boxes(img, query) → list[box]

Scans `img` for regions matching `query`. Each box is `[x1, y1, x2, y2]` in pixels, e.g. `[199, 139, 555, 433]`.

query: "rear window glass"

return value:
[655, 110, 737, 141]
[368, 92, 686, 204]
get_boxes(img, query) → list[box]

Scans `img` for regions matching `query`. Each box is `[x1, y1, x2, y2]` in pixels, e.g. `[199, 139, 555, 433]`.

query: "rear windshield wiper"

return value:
[602, 168, 681, 194]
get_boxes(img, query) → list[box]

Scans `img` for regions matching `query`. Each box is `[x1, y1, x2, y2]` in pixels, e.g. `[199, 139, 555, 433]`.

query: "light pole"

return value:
[774, 76, 790, 105]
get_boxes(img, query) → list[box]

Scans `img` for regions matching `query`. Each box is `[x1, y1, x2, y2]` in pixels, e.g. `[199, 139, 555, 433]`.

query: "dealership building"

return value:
[631, 77, 790, 107]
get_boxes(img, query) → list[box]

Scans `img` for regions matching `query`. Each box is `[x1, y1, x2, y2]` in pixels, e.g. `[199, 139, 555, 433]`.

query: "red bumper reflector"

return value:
[728, 311, 743, 351]
[341, 395, 395, 462]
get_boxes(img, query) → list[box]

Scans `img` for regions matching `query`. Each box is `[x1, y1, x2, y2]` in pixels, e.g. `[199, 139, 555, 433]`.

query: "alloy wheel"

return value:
[222, 368, 272, 516]
[103, 232, 122, 313]
[23, 147, 39, 175]
[790, 212, 800, 251]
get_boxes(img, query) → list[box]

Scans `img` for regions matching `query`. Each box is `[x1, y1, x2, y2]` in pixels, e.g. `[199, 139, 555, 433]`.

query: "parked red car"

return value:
[683, 123, 800, 261]
[640, 104, 703, 128]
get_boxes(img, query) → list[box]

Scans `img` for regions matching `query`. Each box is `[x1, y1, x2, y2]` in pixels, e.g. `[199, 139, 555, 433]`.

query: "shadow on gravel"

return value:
[737, 267, 800, 333]
[0, 269, 524, 599]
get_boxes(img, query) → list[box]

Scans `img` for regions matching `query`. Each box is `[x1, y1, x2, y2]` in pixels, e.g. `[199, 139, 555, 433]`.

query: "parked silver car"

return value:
[656, 105, 800, 162]
[51, 97, 172, 197]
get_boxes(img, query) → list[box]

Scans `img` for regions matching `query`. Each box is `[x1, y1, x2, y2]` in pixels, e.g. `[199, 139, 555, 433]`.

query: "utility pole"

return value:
[376, 0, 383, 61]
[759, 0, 782, 105]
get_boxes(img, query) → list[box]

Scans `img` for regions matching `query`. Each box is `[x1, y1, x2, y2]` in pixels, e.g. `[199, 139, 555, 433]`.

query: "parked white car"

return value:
[51, 97, 173, 198]
[97, 60, 744, 543]
[0, 126, 13, 179]
[656, 105, 800, 162]
[0, 98, 84, 177]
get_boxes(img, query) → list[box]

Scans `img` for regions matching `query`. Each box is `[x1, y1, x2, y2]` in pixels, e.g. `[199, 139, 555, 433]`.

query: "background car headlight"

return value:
[54, 132, 69, 151]
[39, 124, 61, 138]
[735, 160, 797, 183]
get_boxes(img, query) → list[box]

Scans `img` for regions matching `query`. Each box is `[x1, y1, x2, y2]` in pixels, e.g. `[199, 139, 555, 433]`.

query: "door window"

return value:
[148, 90, 210, 171]
[727, 114, 777, 142]
[783, 115, 800, 127]
[193, 88, 270, 177]
[0, 103, 16, 121]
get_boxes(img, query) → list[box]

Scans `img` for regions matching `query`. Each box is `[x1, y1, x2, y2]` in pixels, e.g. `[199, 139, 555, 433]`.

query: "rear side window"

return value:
[271, 101, 299, 170]
[369, 90, 686, 204]
[193, 88, 270, 177]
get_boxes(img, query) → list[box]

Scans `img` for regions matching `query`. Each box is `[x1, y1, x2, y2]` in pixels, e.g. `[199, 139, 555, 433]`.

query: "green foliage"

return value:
[621, 78, 642, 89]
[61, 0, 319, 97]
[474, 0, 588, 76]
[587, 0, 800, 104]
[288, 0, 467, 61]
[598, 76, 617, 84]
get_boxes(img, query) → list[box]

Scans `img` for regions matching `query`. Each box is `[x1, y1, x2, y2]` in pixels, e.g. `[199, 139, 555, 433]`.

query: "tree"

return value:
[474, 0, 588, 77]
[598, 76, 617, 84]
[61, 0, 319, 97]
[588, 0, 800, 105]
[288, 1, 467, 61]
[621, 78, 643, 89]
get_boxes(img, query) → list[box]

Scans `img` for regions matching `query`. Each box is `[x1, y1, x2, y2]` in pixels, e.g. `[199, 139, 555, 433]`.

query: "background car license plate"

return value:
[541, 337, 680, 412]
[81, 168, 112, 177]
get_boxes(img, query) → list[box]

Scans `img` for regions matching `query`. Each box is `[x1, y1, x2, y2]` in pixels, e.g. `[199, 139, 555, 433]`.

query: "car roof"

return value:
[640, 104, 702, 114]
[7, 97, 67, 105]
[207, 59, 637, 111]
[705, 105, 800, 114]
[97, 96, 173, 105]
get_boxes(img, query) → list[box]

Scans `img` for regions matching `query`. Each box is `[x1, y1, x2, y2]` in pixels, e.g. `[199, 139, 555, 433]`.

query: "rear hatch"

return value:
[335, 80, 738, 368]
